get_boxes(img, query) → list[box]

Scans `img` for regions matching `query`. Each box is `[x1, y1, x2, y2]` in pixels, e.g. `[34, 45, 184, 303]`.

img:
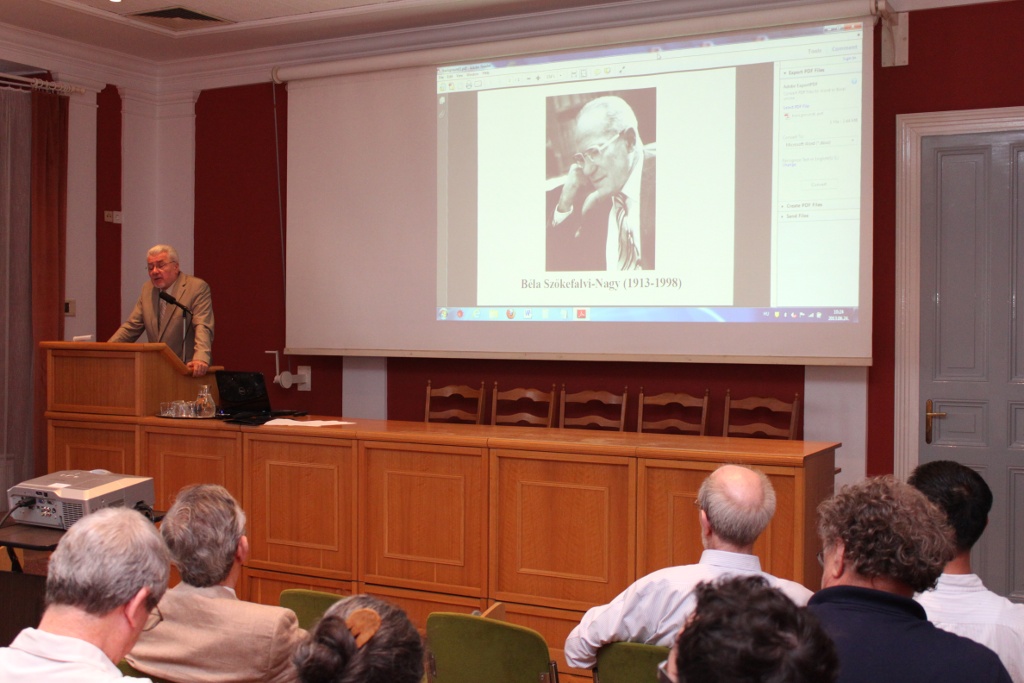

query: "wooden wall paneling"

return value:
[240, 567, 355, 607]
[359, 440, 488, 597]
[357, 583, 487, 636]
[244, 433, 358, 581]
[490, 447, 636, 611]
[141, 421, 243, 509]
[502, 601, 590, 682]
[48, 418, 138, 474]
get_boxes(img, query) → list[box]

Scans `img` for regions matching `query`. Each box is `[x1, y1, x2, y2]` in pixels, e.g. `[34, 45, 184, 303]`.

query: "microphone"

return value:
[159, 290, 192, 315]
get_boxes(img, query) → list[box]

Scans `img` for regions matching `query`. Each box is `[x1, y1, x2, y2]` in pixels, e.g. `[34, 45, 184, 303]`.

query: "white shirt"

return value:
[0, 628, 150, 682]
[563, 549, 814, 669]
[916, 573, 1024, 683]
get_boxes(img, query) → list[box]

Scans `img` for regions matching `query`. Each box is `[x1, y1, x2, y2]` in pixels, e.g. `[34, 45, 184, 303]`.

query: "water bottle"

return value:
[195, 384, 216, 418]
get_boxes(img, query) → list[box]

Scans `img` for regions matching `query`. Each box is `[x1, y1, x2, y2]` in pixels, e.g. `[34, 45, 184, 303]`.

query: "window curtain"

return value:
[0, 89, 33, 495]
[30, 91, 68, 477]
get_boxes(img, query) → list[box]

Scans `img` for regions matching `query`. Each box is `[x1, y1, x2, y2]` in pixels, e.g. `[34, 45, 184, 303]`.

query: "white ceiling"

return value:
[0, 0, 1006, 66]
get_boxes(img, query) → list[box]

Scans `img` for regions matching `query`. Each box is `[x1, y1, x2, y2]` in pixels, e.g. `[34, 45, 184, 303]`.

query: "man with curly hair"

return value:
[808, 476, 1011, 683]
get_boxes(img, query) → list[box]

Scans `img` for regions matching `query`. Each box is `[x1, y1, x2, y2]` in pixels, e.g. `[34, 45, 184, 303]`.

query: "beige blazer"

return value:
[108, 272, 214, 365]
[126, 583, 306, 683]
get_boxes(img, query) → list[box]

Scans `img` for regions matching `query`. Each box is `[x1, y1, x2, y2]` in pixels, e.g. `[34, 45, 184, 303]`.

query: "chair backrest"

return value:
[117, 659, 177, 682]
[593, 642, 670, 683]
[425, 380, 485, 424]
[722, 390, 800, 439]
[637, 388, 709, 435]
[279, 588, 344, 630]
[491, 383, 556, 428]
[559, 385, 627, 431]
[426, 611, 559, 683]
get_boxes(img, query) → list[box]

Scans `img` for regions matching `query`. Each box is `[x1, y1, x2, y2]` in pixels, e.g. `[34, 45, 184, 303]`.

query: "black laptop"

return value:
[214, 371, 306, 425]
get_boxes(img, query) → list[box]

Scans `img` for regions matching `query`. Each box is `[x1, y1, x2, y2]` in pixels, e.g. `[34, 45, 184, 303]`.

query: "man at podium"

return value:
[109, 244, 214, 377]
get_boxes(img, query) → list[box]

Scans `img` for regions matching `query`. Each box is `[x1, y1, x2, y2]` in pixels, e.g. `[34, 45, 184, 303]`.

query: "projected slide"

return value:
[436, 21, 864, 324]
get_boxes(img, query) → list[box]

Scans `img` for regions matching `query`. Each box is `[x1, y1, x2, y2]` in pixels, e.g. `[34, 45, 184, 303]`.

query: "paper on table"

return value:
[263, 418, 355, 427]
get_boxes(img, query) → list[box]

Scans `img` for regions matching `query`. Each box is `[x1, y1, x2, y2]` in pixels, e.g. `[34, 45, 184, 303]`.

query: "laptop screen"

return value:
[214, 371, 273, 416]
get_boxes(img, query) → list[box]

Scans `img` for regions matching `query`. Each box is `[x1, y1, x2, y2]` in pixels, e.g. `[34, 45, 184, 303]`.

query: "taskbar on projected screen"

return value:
[436, 307, 858, 322]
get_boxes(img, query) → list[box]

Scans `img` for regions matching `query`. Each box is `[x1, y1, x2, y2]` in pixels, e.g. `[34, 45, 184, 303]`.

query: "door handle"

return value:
[925, 399, 947, 444]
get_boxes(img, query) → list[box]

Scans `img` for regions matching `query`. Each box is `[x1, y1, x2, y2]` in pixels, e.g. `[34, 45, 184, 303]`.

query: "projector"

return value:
[7, 470, 155, 530]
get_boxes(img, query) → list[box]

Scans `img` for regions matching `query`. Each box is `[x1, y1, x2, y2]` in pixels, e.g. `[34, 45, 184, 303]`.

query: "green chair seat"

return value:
[426, 611, 558, 683]
[593, 641, 670, 683]
[278, 588, 344, 630]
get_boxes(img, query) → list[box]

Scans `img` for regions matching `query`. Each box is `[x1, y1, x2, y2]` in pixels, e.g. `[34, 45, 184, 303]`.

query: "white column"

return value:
[59, 75, 101, 341]
[804, 366, 867, 487]
[118, 88, 196, 321]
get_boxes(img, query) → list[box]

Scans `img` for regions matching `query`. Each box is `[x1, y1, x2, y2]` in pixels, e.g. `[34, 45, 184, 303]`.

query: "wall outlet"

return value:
[112, 211, 123, 224]
[103, 210, 113, 222]
[64, 299, 76, 316]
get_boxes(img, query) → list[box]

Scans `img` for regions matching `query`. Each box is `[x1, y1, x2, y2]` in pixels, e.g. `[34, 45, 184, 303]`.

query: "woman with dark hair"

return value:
[294, 594, 424, 683]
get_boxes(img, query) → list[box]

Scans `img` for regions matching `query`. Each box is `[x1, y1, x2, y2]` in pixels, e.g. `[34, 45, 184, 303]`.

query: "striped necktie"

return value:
[613, 192, 640, 270]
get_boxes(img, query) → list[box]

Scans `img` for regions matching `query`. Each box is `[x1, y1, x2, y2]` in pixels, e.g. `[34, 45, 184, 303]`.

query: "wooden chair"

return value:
[637, 388, 709, 435]
[491, 383, 556, 428]
[593, 642, 670, 683]
[722, 390, 800, 439]
[426, 603, 559, 682]
[559, 385, 627, 431]
[425, 380, 485, 424]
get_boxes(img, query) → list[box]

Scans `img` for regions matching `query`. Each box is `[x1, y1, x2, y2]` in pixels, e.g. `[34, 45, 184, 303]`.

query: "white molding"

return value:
[894, 106, 1024, 479]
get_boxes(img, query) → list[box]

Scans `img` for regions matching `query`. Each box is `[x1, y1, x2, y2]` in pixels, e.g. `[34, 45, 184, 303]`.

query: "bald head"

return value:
[697, 465, 777, 549]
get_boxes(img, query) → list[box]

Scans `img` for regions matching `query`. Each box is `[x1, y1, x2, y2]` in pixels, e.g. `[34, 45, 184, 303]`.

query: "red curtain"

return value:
[31, 91, 69, 475]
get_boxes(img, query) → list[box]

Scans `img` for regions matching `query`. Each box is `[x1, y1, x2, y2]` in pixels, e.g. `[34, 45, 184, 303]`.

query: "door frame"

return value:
[894, 106, 1024, 478]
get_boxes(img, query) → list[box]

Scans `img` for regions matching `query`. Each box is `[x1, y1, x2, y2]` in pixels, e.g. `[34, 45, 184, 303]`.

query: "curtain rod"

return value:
[0, 73, 84, 96]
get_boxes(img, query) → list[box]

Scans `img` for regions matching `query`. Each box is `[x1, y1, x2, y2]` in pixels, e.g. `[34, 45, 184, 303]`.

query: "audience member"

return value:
[909, 460, 1024, 682]
[808, 476, 1011, 683]
[127, 484, 307, 682]
[294, 594, 423, 683]
[0, 507, 169, 682]
[564, 464, 812, 669]
[659, 575, 837, 683]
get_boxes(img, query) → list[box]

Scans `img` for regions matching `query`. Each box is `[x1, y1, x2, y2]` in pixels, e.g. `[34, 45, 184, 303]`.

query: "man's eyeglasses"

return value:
[146, 261, 175, 272]
[142, 605, 163, 632]
[657, 658, 676, 683]
[573, 130, 623, 167]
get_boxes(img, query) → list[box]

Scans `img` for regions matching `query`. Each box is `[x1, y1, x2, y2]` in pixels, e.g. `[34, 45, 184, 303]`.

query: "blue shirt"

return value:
[809, 585, 1012, 683]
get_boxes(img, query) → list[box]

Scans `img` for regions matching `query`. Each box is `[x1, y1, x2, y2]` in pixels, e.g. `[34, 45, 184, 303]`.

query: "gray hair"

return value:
[147, 244, 179, 264]
[577, 95, 641, 144]
[161, 484, 246, 587]
[46, 507, 170, 614]
[697, 465, 776, 547]
[295, 594, 424, 683]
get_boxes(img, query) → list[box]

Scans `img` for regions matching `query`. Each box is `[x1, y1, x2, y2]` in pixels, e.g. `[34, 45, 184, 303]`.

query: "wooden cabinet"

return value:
[141, 421, 242, 508]
[359, 439, 488, 597]
[48, 418, 138, 473]
[490, 446, 636, 611]
[244, 433, 358, 582]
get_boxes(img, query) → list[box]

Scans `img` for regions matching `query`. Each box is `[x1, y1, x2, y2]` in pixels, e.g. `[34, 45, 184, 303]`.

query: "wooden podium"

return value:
[42, 341, 226, 477]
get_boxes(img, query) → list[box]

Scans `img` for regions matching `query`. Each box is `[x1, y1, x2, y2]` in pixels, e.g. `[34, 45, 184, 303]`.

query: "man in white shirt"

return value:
[563, 464, 813, 669]
[0, 507, 170, 682]
[910, 460, 1024, 682]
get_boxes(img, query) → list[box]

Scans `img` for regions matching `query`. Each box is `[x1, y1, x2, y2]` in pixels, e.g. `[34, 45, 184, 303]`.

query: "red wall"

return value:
[193, 82, 344, 416]
[866, 1, 1024, 474]
[95, 85, 121, 335]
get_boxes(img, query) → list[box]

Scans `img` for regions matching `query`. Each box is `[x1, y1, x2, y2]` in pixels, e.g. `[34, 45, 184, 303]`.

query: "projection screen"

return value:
[284, 15, 873, 364]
